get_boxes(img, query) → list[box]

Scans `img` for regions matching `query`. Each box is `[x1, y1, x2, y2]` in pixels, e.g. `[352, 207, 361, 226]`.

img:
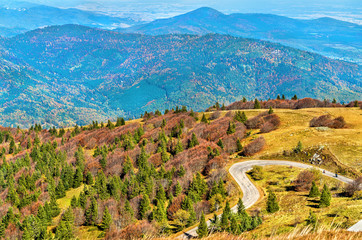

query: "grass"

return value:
[244, 166, 362, 238]
[225, 107, 362, 173]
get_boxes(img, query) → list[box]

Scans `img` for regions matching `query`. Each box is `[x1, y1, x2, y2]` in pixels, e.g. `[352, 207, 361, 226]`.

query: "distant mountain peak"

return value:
[182, 7, 224, 18]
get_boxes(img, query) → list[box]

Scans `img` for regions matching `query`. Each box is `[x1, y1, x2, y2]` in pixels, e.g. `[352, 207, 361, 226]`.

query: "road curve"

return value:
[181, 160, 357, 239]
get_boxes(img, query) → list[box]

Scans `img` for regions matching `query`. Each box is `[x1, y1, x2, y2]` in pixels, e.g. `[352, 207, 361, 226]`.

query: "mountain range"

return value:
[118, 7, 362, 64]
[0, 24, 361, 128]
[0, 0, 141, 37]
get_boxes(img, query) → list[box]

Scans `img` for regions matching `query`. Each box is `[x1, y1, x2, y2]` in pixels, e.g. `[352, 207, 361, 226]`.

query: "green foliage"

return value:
[201, 114, 208, 124]
[319, 184, 331, 208]
[217, 139, 224, 149]
[294, 141, 303, 153]
[234, 111, 247, 123]
[226, 121, 236, 135]
[266, 190, 279, 213]
[188, 133, 199, 148]
[268, 106, 274, 114]
[85, 197, 98, 225]
[197, 212, 208, 238]
[139, 194, 151, 219]
[249, 165, 265, 180]
[308, 181, 320, 197]
[236, 139, 243, 152]
[254, 99, 261, 109]
[100, 207, 112, 230]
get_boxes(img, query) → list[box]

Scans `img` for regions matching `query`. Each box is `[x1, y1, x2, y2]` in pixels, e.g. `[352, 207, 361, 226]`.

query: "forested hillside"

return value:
[0, 106, 274, 239]
[0, 25, 361, 128]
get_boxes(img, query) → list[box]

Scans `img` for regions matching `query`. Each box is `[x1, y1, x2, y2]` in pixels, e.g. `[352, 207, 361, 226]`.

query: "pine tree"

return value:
[175, 139, 183, 155]
[294, 141, 303, 153]
[85, 197, 98, 225]
[237, 198, 247, 216]
[217, 139, 224, 149]
[308, 181, 320, 197]
[282, 94, 286, 100]
[139, 194, 151, 219]
[85, 172, 94, 185]
[319, 184, 331, 208]
[226, 121, 236, 135]
[70, 195, 78, 208]
[9, 138, 15, 154]
[56, 181, 66, 198]
[73, 168, 83, 188]
[201, 114, 208, 124]
[178, 166, 186, 177]
[175, 181, 182, 196]
[197, 212, 208, 238]
[220, 208, 229, 231]
[153, 200, 167, 223]
[266, 190, 279, 213]
[292, 94, 298, 100]
[100, 207, 112, 230]
[268, 106, 274, 114]
[236, 139, 243, 152]
[156, 184, 167, 204]
[254, 99, 261, 109]
[188, 133, 199, 148]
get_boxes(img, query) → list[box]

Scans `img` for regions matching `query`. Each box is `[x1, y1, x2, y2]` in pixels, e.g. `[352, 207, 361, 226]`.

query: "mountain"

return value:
[0, 25, 361, 128]
[0, 1, 141, 37]
[118, 7, 362, 64]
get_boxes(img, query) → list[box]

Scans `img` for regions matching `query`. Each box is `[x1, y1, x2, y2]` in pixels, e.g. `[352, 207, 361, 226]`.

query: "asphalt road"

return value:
[181, 160, 359, 239]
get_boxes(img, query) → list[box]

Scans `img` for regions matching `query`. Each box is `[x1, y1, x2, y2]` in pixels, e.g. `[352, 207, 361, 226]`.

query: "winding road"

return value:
[181, 160, 360, 239]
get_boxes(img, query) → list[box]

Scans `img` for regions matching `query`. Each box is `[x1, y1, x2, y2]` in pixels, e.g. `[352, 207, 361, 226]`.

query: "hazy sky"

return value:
[4, 0, 362, 23]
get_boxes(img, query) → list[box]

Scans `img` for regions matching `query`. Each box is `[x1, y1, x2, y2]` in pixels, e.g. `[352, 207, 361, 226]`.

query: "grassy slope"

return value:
[244, 166, 362, 238]
[217, 107, 362, 172]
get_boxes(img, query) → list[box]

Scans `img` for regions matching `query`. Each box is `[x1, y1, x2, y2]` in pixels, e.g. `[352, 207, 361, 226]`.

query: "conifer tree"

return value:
[156, 184, 167, 204]
[9, 138, 15, 154]
[70, 196, 78, 208]
[266, 190, 279, 213]
[100, 207, 112, 230]
[282, 94, 286, 100]
[178, 166, 186, 177]
[319, 184, 331, 208]
[85, 197, 98, 225]
[56, 181, 66, 198]
[201, 114, 208, 124]
[254, 99, 261, 109]
[175, 181, 183, 196]
[188, 133, 199, 148]
[216, 138, 224, 149]
[236, 139, 243, 152]
[268, 106, 274, 114]
[85, 172, 93, 185]
[0, 221, 4, 238]
[220, 207, 229, 231]
[153, 200, 167, 223]
[226, 121, 236, 135]
[174, 139, 183, 155]
[308, 181, 320, 197]
[197, 212, 208, 238]
[237, 198, 246, 216]
[73, 168, 83, 188]
[292, 94, 298, 100]
[277, 95, 281, 100]
[139, 194, 151, 219]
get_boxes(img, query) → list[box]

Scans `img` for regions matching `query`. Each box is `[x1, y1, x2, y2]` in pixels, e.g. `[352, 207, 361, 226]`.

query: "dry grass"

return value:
[227, 108, 362, 173]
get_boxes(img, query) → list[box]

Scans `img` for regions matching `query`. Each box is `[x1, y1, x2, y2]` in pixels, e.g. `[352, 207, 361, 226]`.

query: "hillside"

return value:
[0, 104, 360, 239]
[0, 25, 361, 128]
[0, 1, 140, 37]
[119, 7, 362, 64]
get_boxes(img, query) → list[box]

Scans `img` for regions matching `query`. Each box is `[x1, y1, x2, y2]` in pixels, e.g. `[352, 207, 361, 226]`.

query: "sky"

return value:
[4, 0, 362, 23]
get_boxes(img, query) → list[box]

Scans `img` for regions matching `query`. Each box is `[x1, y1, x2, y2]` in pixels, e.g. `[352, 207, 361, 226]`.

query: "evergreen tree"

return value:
[178, 166, 186, 177]
[85, 172, 94, 185]
[266, 190, 279, 213]
[254, 99, 261, 109]
[226, 121, 236, 135]
[294, 141, 303, 153]
[308, 181, 320, 197]
[153, 200, 167, 223]
[70, 196, 78, 208]
[292, 94, 298, 100]
[268, 106, 274, 114]
[197, 212, 208, 238]
[56, 181, 66, 198]
[175, 181, 183, 196]
[100, 207, 112, 230]
[9, 138, 15, 154]
[174, 139, 183, 155]
[282, 94, 286, 100]
[73, 168, 83, 188]
[201, 114, 208, 124]
[106, 120, 115, 130]
[237, 198, 247, 216]
[277, 95, 281, 100]
[234, 111, 247, 123]
[319, 184, 331, 208]
[139, 194, 151, 219]
[85, 197, 98, 225]
[156, 184, 167, 204]
[0, 221, 4, 238]
[188, 133, 199, 148]
[236, 139, 243, 152]
[217, 139, 224, 149]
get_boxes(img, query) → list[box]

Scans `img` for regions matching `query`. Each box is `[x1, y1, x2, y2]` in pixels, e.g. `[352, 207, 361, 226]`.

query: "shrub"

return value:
[294, 170, 314, 192]
[248, 166, 264, 180]
[345, 177, 362, 197]
[242, 137, 266, 156]
[310, 115, 346, 129]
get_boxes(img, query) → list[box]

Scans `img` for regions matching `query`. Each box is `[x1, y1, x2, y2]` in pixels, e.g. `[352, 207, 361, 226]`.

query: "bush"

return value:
[294, 170, 314, 192]
[242, 137, 266, 156]
[248, 166, 264, 180]
[310, 115, 346, 129]
[345, 177, 362, 197]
